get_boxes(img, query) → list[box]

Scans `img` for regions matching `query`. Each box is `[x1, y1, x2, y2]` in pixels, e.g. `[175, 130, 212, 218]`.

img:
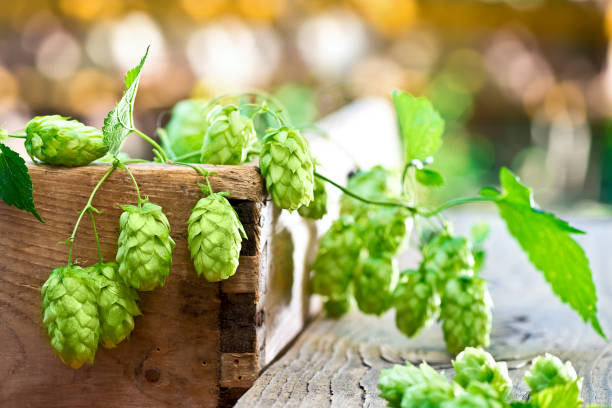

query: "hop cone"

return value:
[200, 104, 256, 164]
[524, 353, 578, 394]
[453, 347, 512, 397]
[323, 295, 351, 319]
[400, 363, 455, 408]
[259, 126, 314, 211]
[25, 115, 108, 167]
[41, 266, 100, 369]
[298, 175, 328, 219]
[354, 255, 397, 315]
[393, 270, 439, 337]
[363, 207, 409, 256]
[163, 98, 209, 161]
[187, 188, 247, 282]
[311, 215, 361, 299]
[441, 276, 492, 355]
[422, 232, 475, 293]
[441, 383, 506, 408]
[340, 165, 398, 222]
[116, 202, 176, 291]
[89, 262, 141, 349]
[379, 363, 428, 408]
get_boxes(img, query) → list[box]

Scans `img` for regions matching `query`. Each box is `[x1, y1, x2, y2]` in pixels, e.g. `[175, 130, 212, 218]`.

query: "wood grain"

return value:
[0, 163, 314, 408]
[236, 215, 612, 407]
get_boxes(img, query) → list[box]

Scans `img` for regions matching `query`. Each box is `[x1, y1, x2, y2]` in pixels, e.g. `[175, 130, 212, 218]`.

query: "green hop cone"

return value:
[116, 202, 176, 291]
[311, 215, 361, 299]
[323, 295, 351, 319]
[340, 165, 398, 222]
[89, 262, 141, 349]
[163, 98, 209, 161]
[379, 363, 427, 408]
[363, 207, 409, 256]
[259, 126, 314, 211]
[441, 276, 493, 355]
[354, 255, 397, 315]
[524, 353, 578, 394]
[25, 115, 108, 167]
[41, 266, 100, 369]
[298, 174, 328, 219]
[453, 347, 512, 398]
[393, 269, 439, 337]
[441, 382, 507, 408]
[400, 362, 456, 408]
[187, 187, 247, 282]
[422, 232, 475, 293]
[200, 104, 256, 164]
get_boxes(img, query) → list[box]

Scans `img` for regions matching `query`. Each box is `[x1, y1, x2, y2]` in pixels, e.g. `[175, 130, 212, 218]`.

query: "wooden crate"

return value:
[0, 163, 317, 407]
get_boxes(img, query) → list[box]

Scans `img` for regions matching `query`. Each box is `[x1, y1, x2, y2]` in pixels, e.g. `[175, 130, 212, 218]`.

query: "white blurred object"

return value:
[111, 12, 167, 78]
[297, 9, 368, 80]
[186, 18, 281, 93]
[36, 30, 81, 80]
[307, 97, 402, 231]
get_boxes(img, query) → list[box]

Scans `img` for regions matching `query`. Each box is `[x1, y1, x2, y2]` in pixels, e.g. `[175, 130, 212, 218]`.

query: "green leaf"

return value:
[529, 381, 582, 408]
[487, 167, 604, 338]
[415, 168, 444, 187]
[0, 143, 42, 222]
[102, 46, 150, 157]
[391, 89, 444, 162]
[0, 128, 7, 143]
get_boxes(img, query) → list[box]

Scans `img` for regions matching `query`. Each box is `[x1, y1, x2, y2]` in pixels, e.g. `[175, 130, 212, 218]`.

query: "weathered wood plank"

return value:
[237, 215, 612, 407]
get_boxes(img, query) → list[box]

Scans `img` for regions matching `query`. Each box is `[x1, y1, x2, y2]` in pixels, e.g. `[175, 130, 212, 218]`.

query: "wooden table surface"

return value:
[236, 213, 612, 407]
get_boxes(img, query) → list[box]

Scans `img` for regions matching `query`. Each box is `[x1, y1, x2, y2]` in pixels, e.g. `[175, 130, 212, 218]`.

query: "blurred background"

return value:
[1, 0, 612, 209]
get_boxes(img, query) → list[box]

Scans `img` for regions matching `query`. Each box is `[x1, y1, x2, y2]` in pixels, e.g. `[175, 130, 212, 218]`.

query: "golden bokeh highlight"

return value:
[351, 0, 418, 37]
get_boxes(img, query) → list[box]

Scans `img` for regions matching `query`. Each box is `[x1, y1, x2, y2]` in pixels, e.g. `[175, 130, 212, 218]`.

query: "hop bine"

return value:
[116, 202, 175, 291]
[41, 266, 100, 369]
[25, 115, 108, 167]
[187, 185, 247, 282]
[259, 126, 314, 211]
[89, 262, 141, 349]
[200, 104, 256, 165]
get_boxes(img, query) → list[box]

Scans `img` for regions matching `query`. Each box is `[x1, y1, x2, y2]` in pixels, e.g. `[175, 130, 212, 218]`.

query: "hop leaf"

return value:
[393, 269, 439, 337]
[187, 189, 247, 282]
[116, 202, 175, 291]
[200, 104, 257, 164]
[453, 347, 512, 398]
[25, 115, 108, 167]
[354, 255, 397, 315]
[41, 266, 100, 369]
[391, 90, 444, 163]
[0, 142, 42, 221]
[485, 167, 604, 338]
[298, 174, 328, 220]
[163, 98, 209, 160]
[524, 353, 578, 394]
[89, 262, 141, 348]
[311, 216, 361, 299]
[103, 46, 149, 157]
[441, 276, 492, 354]
[259, 126, 314, 211]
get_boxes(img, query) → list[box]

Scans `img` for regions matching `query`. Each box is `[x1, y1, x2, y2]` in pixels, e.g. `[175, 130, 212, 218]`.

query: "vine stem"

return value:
[314, 172, 417, 214]
[119, 163, 143, 208]
[8, 135, 26, 139]
[89, 210, 103, 264]
[67, 164, 116, 266]
[419, 196, 499, 217]
[173, 151, 201, 162]
[133, 128, 169, 163]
